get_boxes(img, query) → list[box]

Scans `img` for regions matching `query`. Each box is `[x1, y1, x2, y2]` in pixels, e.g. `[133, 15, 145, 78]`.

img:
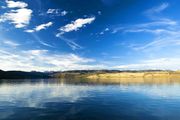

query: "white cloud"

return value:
[113, 58, 180, 70]
[1, 47, 180, 71]
[0, 8, 32, 28]
[47, 9, 68, 16]
[2, 40, 20, 47]
[0, 0, 32, 28]
[24, 29, 34, 33]
[26, 50, 48, 56]
[58, 17, 95, 34]
[35, 22, 53, 31]
[56, 17, 95, 50]
[100, 32, 104, 35]
[99, 27, 110, 35]
[47, 9, 57, 14]
[105, 28, 109, 31]
[61, 10, 68, 16]
[98, 11, 102, 15]
[25, 22, 53, 32]
[0, 48, 106, 71]
[6, 0, 28, 8]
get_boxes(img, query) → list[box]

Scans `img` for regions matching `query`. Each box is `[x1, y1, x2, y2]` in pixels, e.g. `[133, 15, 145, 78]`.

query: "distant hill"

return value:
[52, 70, 175, 79]
[0, 69, 179, 79]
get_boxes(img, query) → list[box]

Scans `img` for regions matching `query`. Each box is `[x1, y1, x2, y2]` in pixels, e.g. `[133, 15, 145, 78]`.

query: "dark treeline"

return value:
[0, 70, 50, 79]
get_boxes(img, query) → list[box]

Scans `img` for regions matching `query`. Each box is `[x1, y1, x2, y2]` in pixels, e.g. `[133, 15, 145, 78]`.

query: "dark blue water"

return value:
[0, 79, 180, 120]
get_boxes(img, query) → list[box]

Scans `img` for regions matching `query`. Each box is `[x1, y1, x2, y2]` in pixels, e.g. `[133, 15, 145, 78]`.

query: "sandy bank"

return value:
[86, 71, 180, 79]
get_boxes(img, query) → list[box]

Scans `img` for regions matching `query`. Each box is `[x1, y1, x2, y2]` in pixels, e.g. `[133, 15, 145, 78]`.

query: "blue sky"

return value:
[0, 0, 180, 71]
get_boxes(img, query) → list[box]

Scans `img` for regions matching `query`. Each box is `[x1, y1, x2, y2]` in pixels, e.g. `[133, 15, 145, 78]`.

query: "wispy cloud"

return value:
[98, 11, 102, 15]
[120, 23, 180, 52]
[38, 40, 55, 48]
[57, 35, 82, 50]
[137, 19, 177, 27]
[47, 9, 68, 16]
[0, 0, 32, 28]
[144, 2, 169, 20]
[2, 40, 20, 47]
[131, 34, 180, 51]
[61, 10, 68, 16]
[99, 27, 109, 35]
[24, 32, 55, 48]
[112, 2, 180, 53]
[55, 17, 95, 50]
[57, 17, 95, 35]
[113, 19, 177, 34]
[145, 3, 169, 14]
[113, 58, 180, 70]
[119, 22, 180, 52]
[0, 48, 105, 71]
[25, 22, 53, 32]
[112, 2, 174, 35]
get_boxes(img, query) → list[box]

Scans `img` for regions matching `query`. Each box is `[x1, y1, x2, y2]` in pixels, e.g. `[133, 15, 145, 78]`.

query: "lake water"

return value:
[0, 79, 180, 120]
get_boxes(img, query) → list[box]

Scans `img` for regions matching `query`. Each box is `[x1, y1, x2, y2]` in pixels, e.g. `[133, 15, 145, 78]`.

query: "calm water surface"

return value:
[0, 79, 180, 120]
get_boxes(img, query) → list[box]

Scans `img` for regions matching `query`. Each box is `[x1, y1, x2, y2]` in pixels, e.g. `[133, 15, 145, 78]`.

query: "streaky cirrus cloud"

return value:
[145, 2, 169, 14]
[113, 58, 180, 70]
[112, 2, 180, 53]
[112, 19, 177, 34]
[144, 2, 169, 20]
[56, 35, 82, 51]
[25, 22, 53, 33]
[2, 40, 20, 47]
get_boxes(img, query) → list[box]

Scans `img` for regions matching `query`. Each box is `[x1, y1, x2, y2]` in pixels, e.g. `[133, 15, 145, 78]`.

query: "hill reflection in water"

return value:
[0, 79, 180, 120]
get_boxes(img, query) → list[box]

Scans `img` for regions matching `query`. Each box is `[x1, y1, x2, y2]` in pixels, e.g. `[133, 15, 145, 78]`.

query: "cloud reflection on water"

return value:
[0, 83, 95, 108]
[0, 81, 180, 109]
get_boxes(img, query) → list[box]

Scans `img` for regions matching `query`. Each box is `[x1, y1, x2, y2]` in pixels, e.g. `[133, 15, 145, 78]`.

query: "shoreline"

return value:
[54, 71, 180, 79]
[1, 70, 180, 80]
